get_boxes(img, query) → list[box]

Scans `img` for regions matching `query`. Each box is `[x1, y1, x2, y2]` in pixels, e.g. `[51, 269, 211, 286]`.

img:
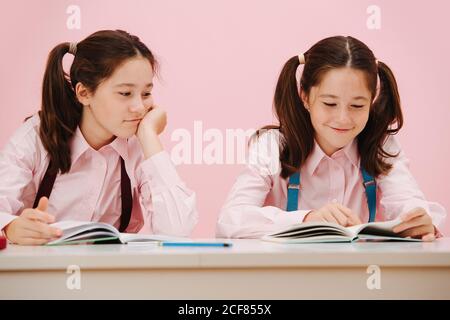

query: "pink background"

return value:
[0, 0, 449, 236]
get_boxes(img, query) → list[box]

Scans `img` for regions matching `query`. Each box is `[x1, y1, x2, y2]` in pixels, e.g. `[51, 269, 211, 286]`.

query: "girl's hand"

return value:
[3, 197, 62, 245]
[303, 202, 363, 227]
[137, 105, 167, 138]
[393, 207, 436, 242]
[136, 105, 167, 159]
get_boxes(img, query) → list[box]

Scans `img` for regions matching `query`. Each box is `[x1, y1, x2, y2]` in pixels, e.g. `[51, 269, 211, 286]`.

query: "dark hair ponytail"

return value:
[259, 56, 314, 178]
[358, 60, 403, 176]
[40, 42, 82, 174]
[39, 30, 157, 175]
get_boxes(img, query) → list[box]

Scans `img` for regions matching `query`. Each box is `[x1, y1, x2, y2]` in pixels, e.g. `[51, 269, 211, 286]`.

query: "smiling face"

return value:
[76, 56, 154, 147]
[301, 67, 372, 156]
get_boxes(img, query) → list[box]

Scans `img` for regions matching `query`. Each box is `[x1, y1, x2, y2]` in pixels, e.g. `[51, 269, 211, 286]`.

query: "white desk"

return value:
[1, 238, 450, 299]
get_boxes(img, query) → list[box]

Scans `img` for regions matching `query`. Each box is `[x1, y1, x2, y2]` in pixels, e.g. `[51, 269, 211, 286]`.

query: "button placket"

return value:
[329, 160, 345, 204]
[91, 154, 107, 220]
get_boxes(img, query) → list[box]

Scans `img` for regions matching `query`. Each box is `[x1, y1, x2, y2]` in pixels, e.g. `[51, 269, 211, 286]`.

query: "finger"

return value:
[22, 209, 55, 224]
[23, 219, 61, 238]
[400, 207, 426, 222]
[20, 227, 56, 240]
[399, 225, 434, 239]
[323, 211, 339, 225]
[328, 206, 348, 226]
[393, 215, 428, 233]
[335, 204, 362, 225]
[36, 197, 49, 212]
[422, 233, 436, 242]
[20, 237, 51, 246]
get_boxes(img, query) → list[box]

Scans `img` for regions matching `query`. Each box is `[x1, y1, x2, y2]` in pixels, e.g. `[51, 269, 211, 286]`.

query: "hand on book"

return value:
[392, 207, 436, 242]
[3, 197, 62, 245]
[303, 202, 362, 227]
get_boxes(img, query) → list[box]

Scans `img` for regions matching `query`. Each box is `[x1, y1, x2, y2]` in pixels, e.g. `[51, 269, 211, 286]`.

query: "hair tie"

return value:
[68, 42, 77, 56]
[298, 53, 305, 65]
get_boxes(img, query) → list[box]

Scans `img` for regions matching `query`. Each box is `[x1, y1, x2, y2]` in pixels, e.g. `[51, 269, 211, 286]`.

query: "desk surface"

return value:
[2, 237, 450, 270]
[2, 238, 450, 299]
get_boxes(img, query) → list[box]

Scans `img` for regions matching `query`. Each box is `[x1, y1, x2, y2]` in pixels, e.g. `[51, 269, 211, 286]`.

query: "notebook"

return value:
[261, 218, 422, 243]
[46, 220, 188, 245]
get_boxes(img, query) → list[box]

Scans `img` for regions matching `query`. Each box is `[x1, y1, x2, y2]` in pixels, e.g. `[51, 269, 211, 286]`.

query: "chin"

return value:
[114, 129, 137, 139]
[327, 137, 352, 150]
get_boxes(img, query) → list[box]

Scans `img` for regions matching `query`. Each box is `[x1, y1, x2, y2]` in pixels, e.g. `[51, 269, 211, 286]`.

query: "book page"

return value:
[269, 221, 352, 238]
[48, 221, 120, 245]
[346, 217, 403, 237]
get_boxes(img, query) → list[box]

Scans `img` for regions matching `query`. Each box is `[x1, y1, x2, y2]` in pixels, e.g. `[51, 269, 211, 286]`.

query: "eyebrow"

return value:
[319, 94, 368, 101]
[114, 83, 153, 88]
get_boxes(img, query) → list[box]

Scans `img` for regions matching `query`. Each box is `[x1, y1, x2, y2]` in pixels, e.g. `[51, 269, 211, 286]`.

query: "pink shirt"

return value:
[216, 130, 447, 238]
[0, 115, 198, 236]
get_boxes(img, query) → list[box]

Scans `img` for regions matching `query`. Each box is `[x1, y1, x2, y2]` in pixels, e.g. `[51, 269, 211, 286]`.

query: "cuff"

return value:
[271, 210, 311, 227]
[138, 150, 182, 190]
[0, 213, 18, 238]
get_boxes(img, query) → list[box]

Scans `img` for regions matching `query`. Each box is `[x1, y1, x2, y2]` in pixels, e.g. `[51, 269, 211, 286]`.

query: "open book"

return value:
[46, 220, 188, 246]
[261, 218, 422, 243]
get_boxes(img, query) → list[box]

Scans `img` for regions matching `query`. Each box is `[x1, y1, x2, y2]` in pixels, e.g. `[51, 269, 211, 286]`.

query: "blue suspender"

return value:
[286, 169, 377, 223]
[286, 172, 300, 212]
[361, 169, 376, 223]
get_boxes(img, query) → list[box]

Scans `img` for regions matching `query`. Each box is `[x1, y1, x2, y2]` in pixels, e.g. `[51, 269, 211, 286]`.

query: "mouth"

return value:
[124, 118, 142, 123]
[330, 126, 352, 133]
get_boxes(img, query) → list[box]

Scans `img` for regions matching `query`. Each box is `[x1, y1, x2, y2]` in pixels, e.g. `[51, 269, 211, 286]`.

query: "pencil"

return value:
[160, 242, 232, 247]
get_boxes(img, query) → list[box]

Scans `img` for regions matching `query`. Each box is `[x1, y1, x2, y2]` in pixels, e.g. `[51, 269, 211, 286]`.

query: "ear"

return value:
[75, 82, 93, 107]
[299, 88, 310, 110]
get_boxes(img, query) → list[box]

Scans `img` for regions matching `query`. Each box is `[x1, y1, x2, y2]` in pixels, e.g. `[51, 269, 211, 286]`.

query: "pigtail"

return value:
[266, 56, 314, 178]
[358, 60, 404, 176]
[40, 42, 82, 174]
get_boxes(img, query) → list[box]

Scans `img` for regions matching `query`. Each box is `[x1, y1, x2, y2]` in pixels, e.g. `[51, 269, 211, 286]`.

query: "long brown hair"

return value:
[39, 30, 157, 174]
[260, 36, 403, 179]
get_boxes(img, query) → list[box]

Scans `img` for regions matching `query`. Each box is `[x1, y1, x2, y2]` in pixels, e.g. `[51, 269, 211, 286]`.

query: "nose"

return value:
[336, 105, 351, 123]
[129, 96, 147, 113]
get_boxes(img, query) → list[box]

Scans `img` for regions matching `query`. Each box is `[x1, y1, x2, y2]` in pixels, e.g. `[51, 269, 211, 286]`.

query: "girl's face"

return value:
[301, 67, 372, 156]
[77, 56, 154, 143]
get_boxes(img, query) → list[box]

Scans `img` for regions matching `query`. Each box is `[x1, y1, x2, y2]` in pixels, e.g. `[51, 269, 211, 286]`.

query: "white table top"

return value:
[1, 238, 450, 270]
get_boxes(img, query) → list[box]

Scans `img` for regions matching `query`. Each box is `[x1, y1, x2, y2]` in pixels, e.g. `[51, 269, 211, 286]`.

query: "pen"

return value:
[160, 242, 232, 247]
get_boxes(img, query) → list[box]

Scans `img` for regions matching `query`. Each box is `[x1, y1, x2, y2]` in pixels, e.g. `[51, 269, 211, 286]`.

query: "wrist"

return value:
[137, 123, 157, 141]
[3, 220, 15, 242]
[137, 128, 163, 159]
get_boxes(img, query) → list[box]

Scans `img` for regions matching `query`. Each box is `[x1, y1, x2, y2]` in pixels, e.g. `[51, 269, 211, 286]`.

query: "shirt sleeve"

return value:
[377, 136, 447, 231]
[0, 127, 38, 232]
[136, 150, 198, 237]
[216, 130, 310, 239]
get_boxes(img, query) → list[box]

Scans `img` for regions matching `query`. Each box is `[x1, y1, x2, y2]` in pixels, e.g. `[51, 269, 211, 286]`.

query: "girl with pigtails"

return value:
[217, 36, 446, 240]
[0, 30, 198, 245]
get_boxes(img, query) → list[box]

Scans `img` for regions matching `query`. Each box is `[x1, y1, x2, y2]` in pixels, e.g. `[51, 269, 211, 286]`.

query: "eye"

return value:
[119, 92, 131, 97]
[323, 102, 337, 107]
[142, 92, 152, 97]
[351, 104, 365, 109]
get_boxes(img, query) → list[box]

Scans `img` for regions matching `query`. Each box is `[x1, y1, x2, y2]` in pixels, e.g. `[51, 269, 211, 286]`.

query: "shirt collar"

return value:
[303, 138, 359, 175]
[109, 135, 129, 162]
[70, 126, 129, 164]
